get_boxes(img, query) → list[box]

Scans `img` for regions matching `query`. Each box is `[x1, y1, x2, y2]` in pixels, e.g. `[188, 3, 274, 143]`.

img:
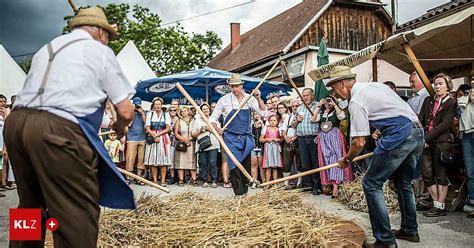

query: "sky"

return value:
[0, 0, 450, 62]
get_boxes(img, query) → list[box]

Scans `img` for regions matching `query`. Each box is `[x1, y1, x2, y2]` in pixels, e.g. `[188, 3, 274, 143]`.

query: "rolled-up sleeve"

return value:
[210, 99, 224, 124]
[101, 48, 136, 104]
[349, 101, 370, 137]
[249, 96, 268, 118]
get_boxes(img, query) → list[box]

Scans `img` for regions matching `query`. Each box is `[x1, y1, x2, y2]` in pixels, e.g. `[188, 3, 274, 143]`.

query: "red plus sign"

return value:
[46, 218, 59, 232]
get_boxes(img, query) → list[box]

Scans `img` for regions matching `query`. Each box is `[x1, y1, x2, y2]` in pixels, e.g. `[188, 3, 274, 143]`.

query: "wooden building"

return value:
[209, 0, 410, 89]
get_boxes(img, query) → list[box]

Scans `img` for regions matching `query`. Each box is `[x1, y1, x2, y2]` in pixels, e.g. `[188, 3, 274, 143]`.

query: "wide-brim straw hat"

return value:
[69, 7, 118, 40]
[227, 73, 244, 85]
[325, 66, 357, 87]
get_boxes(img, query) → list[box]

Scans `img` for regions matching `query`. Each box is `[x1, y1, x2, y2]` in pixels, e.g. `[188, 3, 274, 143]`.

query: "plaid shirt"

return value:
[295, 101, 319, 136]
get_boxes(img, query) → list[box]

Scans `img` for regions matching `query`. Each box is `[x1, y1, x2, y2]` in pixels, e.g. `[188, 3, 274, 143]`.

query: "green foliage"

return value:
[19, 57, 32, 74]
[64, 3, 222, 76]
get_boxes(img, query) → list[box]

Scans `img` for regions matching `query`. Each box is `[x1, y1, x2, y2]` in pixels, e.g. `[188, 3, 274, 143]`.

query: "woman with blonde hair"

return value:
[174, 106, 197, 186]
[144, 97, 172, 186]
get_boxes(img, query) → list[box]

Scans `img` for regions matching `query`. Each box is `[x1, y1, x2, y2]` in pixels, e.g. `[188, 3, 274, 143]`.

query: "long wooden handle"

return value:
[222, 59, 281, 130]
[98, 130, 116, 136]
[176, 83, 256, 183]
[68, 0, 79, 13]
[260, 152, 373, 187]
[280, 61, 314, 116]
[117, 167, 170, 193]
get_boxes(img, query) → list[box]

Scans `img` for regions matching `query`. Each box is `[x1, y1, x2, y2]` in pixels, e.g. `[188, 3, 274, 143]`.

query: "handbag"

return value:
[146, 135, 155, 145]
[175, 119, 190, 152]
[175, 140, 188, 152]
[440, 151, 454, 165]
[197, 135, 212, 151]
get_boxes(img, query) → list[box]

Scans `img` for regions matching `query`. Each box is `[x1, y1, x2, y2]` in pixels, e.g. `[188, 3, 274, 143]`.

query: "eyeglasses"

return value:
[169, 109, 177, 112]
[278, 107, 286, 109]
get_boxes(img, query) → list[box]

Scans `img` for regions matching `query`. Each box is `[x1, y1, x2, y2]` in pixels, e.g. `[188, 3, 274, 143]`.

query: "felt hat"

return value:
[325, 66, 357, 87]
[227, 73, 244, 85]
[69, 7, 118, 40]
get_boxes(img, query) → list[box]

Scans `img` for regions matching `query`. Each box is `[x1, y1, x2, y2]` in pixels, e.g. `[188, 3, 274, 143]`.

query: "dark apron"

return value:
[223, 108, 254, 170]
[26, 38, 136, 209]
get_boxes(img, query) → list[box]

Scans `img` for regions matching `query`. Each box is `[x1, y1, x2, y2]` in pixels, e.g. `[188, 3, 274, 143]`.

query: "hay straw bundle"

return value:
[98, 189, 348, 246]
[336, 175, 399, 213]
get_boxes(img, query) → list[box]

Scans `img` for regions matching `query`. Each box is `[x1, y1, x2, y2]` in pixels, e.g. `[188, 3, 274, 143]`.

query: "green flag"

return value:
[314, 37, 329, 101]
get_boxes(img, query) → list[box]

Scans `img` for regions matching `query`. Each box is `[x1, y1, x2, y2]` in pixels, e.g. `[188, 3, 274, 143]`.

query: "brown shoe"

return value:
[467, 212, 474, 218]
[423, 207, 447, 217]
[363, 240, 397, 248]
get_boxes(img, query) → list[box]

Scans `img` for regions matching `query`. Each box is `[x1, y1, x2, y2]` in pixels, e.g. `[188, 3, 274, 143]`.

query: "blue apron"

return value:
[77, 103, 136, 209]
[223, 108, 254, 170]
[370, 116, 412, 155]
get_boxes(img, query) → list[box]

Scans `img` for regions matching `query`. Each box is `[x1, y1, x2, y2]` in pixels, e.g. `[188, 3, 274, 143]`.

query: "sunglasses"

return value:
[169, 109, 177, 112]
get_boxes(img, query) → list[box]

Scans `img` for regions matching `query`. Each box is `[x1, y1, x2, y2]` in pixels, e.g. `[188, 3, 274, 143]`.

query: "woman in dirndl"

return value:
[174, 106, 197, 186]
[312, 95, 354, 198]
[145, 97, 172, 186]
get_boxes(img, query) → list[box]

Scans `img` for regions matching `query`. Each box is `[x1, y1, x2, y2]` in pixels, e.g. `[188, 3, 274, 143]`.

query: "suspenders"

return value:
[25, 38, 89, 107]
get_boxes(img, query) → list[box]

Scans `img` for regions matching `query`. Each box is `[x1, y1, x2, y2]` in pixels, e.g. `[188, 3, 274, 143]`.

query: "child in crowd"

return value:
[260, 115, 283, 183]
[104, 132, 124, 166]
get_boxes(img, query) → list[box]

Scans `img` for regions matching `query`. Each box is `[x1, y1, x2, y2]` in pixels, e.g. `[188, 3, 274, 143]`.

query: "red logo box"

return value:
[10, 208, 41, 241]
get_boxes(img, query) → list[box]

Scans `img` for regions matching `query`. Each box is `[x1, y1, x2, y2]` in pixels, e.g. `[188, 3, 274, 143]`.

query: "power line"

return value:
[162, 0, 256, 26]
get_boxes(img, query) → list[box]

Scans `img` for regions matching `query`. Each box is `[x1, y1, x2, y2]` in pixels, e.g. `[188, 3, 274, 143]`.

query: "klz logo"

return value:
[10, 208, 41, 240]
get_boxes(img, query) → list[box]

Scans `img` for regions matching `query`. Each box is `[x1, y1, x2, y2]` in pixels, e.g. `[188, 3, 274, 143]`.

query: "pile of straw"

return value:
[336, 175, 399, 213]
[98, 189, 349, 246]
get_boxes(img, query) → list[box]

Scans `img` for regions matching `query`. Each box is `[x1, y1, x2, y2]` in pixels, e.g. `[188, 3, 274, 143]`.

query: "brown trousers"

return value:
[126, 141, 146, 171]
[4, 108, 100, 248]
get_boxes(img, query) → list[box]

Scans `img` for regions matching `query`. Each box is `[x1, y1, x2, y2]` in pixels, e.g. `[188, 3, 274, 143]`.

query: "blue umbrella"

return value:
[134, 67, 291, 105]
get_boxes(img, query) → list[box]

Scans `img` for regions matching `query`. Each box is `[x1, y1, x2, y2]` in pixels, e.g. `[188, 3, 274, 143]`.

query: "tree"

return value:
[19, 57, 32, 74]
[64, 4, 222, 76]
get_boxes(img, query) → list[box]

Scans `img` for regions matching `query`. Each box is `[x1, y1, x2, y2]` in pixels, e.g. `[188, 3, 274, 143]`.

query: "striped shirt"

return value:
[295, 101, 319, 136]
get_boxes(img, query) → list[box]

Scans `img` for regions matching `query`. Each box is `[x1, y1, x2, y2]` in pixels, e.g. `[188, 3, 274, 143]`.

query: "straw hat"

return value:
[227, 73, 244, 85]
[69, 7, 118, 40]
[325, 66, 357, 87]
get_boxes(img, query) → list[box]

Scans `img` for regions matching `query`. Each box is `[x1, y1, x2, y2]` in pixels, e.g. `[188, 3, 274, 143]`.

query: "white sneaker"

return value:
[251, 182, 257, 189]
[202, 182, 209, 188]
[211, 182, 218, 188]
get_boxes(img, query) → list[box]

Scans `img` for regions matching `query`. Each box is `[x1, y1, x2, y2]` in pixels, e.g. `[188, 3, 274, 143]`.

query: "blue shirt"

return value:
[296, 101, 319, 136]
[127, 111, 146, 141]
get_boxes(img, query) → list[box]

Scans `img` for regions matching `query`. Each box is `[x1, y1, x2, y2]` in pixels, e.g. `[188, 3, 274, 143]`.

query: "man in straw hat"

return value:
[4, 6, 136, 247]
[210, 73, 267, 195]
[328, 66, 424, 247]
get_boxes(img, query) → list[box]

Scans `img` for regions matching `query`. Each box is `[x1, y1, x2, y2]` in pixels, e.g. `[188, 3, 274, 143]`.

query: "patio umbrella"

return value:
[134, 67, 291, 105]
[314, 37, 330, 101]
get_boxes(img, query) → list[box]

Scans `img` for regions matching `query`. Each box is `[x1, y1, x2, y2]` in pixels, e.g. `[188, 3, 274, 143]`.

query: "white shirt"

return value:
[145, 111, 171, 126]
[209, 92, 267, 124]
[407, 87, 429, 115]
[349, 82, 419, 137]
[15, 29, 135, 123]
[281, 113, 297, 137]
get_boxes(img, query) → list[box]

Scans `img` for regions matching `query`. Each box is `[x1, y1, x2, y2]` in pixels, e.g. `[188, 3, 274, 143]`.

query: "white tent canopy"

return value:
[116, 40, 157, 87]
[0, 44, 26, 101]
